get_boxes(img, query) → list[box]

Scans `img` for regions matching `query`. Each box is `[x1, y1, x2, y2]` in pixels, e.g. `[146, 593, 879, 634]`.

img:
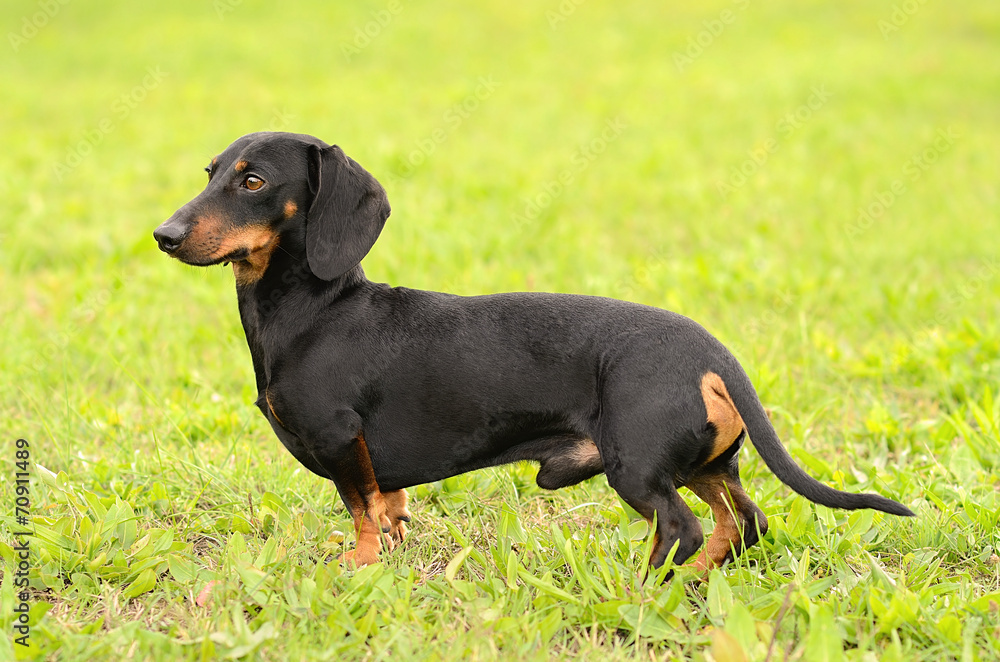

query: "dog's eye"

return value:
[244, 175, 265, 191]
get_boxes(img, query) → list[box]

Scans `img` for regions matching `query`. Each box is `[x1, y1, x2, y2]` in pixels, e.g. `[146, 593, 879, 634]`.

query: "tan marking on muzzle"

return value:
[182, 214, 228, 255]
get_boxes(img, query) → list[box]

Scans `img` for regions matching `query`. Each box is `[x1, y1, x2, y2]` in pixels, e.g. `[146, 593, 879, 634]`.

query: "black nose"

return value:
[153, 223, 188, 254]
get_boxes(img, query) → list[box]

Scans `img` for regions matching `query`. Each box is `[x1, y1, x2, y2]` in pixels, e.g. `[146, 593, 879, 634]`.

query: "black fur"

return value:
[154, 132, 914, 570]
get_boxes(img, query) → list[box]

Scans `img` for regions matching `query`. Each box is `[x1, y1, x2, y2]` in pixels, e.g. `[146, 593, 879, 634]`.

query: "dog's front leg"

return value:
[382, 489, 412, 544]
[267, 400, 400, 566]
[327, 430, 397, 567]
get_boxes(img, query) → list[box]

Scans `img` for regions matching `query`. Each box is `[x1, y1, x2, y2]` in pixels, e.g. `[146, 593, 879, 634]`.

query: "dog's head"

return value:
[153, 132, 390, 284]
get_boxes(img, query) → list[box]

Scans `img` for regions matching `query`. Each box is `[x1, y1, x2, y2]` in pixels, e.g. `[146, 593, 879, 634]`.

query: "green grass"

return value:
[2, 0, 999, 659]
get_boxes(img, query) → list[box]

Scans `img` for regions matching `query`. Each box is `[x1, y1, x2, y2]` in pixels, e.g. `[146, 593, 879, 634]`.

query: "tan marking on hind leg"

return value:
[686, 475, 765, 571]
[701, 372, 745, 463]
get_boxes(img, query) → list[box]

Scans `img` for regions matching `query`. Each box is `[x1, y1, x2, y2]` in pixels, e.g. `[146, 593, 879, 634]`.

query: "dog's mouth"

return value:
[167, 229, 274, 266]
[173, 247, 250, 267]
[221, 248, 251, 264]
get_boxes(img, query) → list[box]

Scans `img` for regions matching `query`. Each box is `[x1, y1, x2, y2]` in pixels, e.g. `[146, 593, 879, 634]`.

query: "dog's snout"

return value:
[153, 221, 189, 254]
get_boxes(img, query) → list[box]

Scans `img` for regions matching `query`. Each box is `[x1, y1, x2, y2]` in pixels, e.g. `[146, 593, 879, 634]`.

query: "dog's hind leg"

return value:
[685, 449, 768, 571]
[606, 466, 704, 569]
[679, 371, 768, 570]
[598, 393, 709, 570]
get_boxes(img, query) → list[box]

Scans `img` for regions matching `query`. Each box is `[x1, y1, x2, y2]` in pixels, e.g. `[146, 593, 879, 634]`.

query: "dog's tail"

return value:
[721, 362, 914, 517]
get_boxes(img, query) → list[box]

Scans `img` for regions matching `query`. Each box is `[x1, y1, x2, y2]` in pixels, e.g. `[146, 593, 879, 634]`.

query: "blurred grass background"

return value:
[1, 0, 999, 660]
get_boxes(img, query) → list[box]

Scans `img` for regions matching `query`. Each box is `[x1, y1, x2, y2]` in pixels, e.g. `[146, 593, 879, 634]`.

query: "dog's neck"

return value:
[235, 250, 368, 393]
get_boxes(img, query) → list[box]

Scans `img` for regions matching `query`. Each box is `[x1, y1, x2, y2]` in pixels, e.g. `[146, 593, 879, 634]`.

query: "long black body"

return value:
[247, 272, 723, 490]
[155, 132, 913, 571]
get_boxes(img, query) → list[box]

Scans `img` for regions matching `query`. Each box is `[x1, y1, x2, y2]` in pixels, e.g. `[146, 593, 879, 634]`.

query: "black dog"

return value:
[154, 132, 913, 570]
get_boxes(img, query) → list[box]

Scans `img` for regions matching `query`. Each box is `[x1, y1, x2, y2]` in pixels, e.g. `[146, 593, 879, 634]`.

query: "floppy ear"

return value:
[305, 144, 390, 280]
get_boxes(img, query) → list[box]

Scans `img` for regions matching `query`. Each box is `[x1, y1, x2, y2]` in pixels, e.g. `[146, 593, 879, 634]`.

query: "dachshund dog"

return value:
[154, 132, 913, 571]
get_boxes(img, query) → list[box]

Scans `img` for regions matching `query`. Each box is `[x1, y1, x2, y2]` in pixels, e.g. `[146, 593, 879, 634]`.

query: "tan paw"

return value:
[339, 546, 380, 568]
